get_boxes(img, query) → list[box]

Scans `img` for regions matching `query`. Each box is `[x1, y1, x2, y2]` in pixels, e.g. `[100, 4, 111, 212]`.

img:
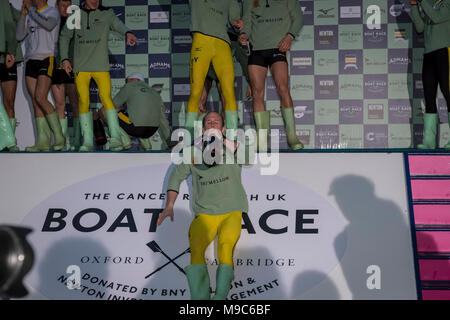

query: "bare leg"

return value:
[65, 83, 80, 150]
[199, 77, 212, 116]
[270, 61, 293, 109]
[246, 85, 252, 100]
[25, 76, 44, 117]
[51, 84, 66, 119]
[65, 83, 79, 119]
[270, 61, 302, 149]
[216, 81, 226, 120]
[248, 65, 270, 149]
[35, 75, 56, 115]
[35, 75, 65, 150]
[1, 80, 17, 118]
[248, 65, 268, 112]
[98, 107, 106, 122]
[25, 76, 51, 151]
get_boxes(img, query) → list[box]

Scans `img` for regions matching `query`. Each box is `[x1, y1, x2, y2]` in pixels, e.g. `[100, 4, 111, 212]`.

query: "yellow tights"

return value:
[187, 32, 238, 113]
[75, 71, 115, 114]
[189, 211, 242, 268]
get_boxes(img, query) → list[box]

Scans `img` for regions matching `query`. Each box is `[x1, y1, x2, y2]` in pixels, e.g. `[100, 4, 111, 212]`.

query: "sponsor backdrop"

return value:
[0, 153, 417, 299]
[5, 0, 449, 149]
[168, 0, 450, 149]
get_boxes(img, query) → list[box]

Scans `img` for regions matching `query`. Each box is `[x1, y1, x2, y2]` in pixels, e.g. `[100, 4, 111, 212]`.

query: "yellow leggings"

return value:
[75, 72, 115, 114]
[187, 32, 238, 113]
[189, 211, 242, 268]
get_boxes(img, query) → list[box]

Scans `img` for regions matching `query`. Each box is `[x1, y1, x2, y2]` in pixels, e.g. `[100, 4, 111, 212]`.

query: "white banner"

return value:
[0, 153, 418, 300]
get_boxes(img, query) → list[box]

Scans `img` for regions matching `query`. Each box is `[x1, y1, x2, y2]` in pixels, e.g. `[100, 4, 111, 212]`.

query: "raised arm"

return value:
[16, 8, 28, 41]
[28, 6, 59, 31]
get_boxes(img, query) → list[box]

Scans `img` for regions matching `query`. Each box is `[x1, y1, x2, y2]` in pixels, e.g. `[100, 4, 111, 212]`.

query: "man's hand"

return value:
[126, 33, 137, 46]
[232, 19, 244, 32]
[6, 55, 15, 69]
[23, 0, 32, 10]
[204, 128, 224, 140]
[410, 0, 418, 5]
[62, 60, 73, 75]
[278, 34, 294, 52]
[199, 102, 206, 114]
[224, 137, 238, 154]
[246, 85, 252, 100]
[239, 33, 249, 46]
[157, 207, 174, 226]
[21, 1, 29, 15]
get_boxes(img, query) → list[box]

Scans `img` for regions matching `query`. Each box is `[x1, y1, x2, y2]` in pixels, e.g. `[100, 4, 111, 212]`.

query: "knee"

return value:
[35, 92, 48, 107]
[218, 242, 234, 265]
[190, 85, 204, 101]
[77, 97, 89, 112]
[3, 96, 15, 111]
[218, 241, 232, 253]
[251, 86, 265, 100]
[98, 94, 114, 110]
[54, 98, 66, 110]
[276, 84, 290, 97]
[189, 245, 207, 265]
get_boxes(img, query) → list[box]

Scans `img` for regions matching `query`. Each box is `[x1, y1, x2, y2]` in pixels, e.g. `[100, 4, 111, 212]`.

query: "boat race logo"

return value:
[21, 164, 347, 300]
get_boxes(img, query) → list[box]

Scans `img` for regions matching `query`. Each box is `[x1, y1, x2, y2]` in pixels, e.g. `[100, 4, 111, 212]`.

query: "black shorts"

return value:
[248, 48, 287, 68]
[118, 111, 158, 139]
[25, 56, 55, 79]
[0, 62, 18, 82]
[52, 68, 75, 85]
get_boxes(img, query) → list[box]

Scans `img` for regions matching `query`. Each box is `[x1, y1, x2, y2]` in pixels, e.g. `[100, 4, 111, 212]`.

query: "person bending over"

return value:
[99, 73, 164, 151]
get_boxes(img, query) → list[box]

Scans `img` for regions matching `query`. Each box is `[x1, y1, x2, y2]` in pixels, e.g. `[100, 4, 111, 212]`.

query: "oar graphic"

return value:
[145, 247, 191, 279]
[146, 241, 187, 276]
